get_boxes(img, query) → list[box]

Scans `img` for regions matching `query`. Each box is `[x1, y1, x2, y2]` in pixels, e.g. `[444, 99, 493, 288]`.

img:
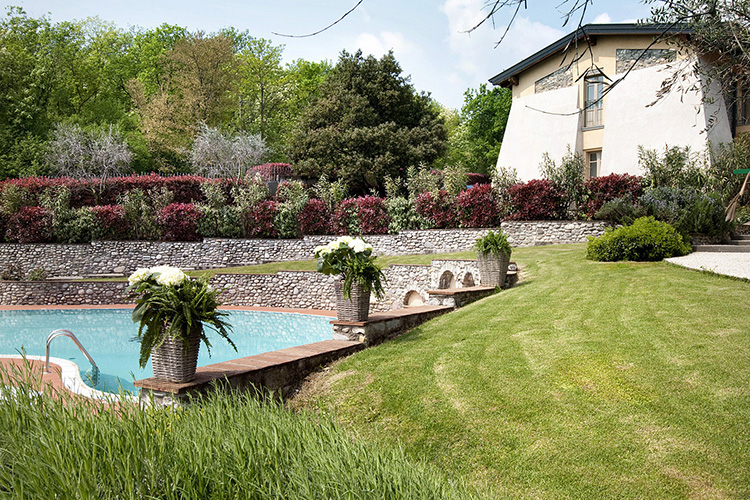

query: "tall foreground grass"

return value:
[0, 370, 480, 499]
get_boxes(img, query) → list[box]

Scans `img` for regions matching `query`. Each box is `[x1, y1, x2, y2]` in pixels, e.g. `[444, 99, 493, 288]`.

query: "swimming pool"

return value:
[0, 309, 332, 395]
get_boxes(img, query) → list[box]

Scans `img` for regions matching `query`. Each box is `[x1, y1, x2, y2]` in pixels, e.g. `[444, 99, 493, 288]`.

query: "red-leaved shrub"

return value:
[158, 203, 202, 241]
[414, 190, 458, 228]
[456, 184, 501, 228]
[355, 196, 390, 235]
[582, 173, 643, 218]
[0, 174, 219, 208]
[300, 199, 331, 235]
[242, 200, 278, 238]
[251, 163, 293, 182]
[91, 205, 128, 240]
[507, 179, 566, 220]
[332, 196, 392, 235]
[5, 206, 53, 243]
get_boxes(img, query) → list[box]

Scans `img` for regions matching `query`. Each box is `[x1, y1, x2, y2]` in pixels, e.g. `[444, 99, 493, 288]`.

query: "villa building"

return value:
[490, 23, 742, 181]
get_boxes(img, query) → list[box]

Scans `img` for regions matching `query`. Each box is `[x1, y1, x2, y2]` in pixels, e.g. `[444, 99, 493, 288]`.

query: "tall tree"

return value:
[460, 84, 512, 174]
[128, 32, 238, 169]
[288, 50, 447, 193]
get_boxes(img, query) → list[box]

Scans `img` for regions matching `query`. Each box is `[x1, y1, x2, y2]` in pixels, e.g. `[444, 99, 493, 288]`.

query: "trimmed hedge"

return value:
[586, 216, 692, 261]
[456, 184, 501, 228]
[299, 199, 331, 235]
[6, 206, 53, 243]
[415, 190, 458, 229]
[332, 196, 391, 236]
[159, 203, 202, 242]
[583, 173, 643, 219]
[507, 179, 566, 220]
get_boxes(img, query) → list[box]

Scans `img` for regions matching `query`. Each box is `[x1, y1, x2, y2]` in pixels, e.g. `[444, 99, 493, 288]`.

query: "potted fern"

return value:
[314, 236, 386, 321]
[475, 230, 512, 288]
[126, 266, 235, 383]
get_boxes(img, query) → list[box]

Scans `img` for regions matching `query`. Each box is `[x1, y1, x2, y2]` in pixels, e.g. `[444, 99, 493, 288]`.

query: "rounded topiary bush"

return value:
[586, 216, 692, 262]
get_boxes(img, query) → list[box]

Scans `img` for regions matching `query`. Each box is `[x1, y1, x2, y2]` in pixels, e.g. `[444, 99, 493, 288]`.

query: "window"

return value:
[587, 150, 601, 178]
[584, 75, 604, 128]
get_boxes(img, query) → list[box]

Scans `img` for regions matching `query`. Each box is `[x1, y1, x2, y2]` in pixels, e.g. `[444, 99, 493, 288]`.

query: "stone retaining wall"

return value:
[0, 281, 128, 306]
[0, 259, 482, 310]
[0, 222, 607, 278]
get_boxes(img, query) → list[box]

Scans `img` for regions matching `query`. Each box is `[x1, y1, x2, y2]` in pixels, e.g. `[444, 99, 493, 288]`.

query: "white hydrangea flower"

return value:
[338, 236, 354, 247]
[149, 265, 187, 286]
[313, 245, 327, 256]
[128, 268, 151, 286]
[351, 238, 367, 253]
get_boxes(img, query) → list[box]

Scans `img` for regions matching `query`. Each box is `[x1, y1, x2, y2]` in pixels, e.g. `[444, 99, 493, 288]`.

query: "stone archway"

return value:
[462, 272, 475, 287]
[438, 271, 456, 289]
[403, 290, 424, 307]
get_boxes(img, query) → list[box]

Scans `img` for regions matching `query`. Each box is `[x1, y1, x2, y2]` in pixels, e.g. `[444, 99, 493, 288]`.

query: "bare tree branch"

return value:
[273, 0, 365, 38]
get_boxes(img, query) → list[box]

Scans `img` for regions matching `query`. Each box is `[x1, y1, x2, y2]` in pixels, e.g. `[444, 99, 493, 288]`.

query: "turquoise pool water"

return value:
[0, 309, 332, 395]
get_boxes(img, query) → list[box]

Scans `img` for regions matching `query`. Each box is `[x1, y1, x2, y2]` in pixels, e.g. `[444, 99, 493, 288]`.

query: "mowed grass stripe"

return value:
[292, 244, 750, 499]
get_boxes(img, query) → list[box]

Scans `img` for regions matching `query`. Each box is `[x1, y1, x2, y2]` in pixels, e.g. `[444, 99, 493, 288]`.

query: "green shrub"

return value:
[0, 184, 32, 216]
[119, 188, 160, 240]
[0, 263, 23, 281]
[595, 196, 647, 225]
[736, 205, 750, 224]
[586, 216, 692, 261]
[678, 192, 736, 236]
[386, 196, 432, 233]
[638, 145, 706, 190]
[24, 267, 48, 281]
[274, 204, 301, 239]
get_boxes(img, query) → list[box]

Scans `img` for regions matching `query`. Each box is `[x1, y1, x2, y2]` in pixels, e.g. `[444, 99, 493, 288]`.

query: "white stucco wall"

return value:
[601, 61, 732, 176]
[496, 85, 581, 181]
[495, 59, 733, 181]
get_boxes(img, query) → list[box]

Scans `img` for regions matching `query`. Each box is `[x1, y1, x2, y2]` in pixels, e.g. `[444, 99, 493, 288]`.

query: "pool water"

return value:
[0, 309, 332, 395]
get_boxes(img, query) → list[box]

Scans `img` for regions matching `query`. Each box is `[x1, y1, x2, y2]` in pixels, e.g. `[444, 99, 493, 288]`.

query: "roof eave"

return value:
[488, 23, 691, 87]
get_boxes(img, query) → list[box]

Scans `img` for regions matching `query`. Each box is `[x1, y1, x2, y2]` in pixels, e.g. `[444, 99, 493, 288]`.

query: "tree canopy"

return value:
[288, 50, 447, 193]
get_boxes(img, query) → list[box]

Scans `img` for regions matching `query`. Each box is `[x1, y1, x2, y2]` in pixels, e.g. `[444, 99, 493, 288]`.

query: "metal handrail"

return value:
[44, 329, 99, 375]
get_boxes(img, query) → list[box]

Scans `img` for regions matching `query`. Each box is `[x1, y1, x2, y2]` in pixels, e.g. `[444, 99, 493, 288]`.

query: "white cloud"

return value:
[354, 31, 420, 58]
[592, 13, 612, 24]
[439, 0, 564, 99]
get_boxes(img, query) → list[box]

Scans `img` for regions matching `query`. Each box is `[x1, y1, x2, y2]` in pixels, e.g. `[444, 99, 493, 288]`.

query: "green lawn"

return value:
[188, 251, 477, 278]
[291, 244, 750, 499]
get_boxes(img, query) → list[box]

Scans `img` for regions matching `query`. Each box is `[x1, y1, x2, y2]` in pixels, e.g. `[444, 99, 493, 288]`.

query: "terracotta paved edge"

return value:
[134, 339, 364, 394]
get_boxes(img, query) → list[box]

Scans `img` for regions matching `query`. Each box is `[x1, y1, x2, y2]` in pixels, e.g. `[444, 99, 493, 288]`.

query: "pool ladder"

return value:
[44, 329, 100, 385]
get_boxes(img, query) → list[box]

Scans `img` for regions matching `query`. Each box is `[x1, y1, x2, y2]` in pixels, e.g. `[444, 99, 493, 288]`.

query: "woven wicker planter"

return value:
[151, 327, 202, 383]
[477, 252, 510, 288]
[334, 277, 370, 321]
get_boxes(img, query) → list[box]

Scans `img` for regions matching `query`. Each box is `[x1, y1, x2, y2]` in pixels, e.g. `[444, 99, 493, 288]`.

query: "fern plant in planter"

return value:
[126, 266, 235, 383]
[475, 230, 512, 288]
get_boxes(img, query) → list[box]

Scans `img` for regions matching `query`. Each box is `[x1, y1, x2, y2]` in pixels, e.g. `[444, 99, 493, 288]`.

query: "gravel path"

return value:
[666, 252, 750, 280]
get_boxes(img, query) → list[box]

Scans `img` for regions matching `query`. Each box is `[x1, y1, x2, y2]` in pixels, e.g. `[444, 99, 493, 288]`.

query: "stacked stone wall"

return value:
[0, 222, 607, 278]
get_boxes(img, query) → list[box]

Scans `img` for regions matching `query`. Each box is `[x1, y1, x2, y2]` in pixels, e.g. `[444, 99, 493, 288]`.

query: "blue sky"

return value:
[4, 0, 652, 109]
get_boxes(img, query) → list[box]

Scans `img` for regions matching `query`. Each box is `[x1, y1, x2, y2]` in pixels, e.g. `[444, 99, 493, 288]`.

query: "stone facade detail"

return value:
[616, 48, 675, 74]
[0, 222, 608, 279]
[535, 67, 574, 93]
